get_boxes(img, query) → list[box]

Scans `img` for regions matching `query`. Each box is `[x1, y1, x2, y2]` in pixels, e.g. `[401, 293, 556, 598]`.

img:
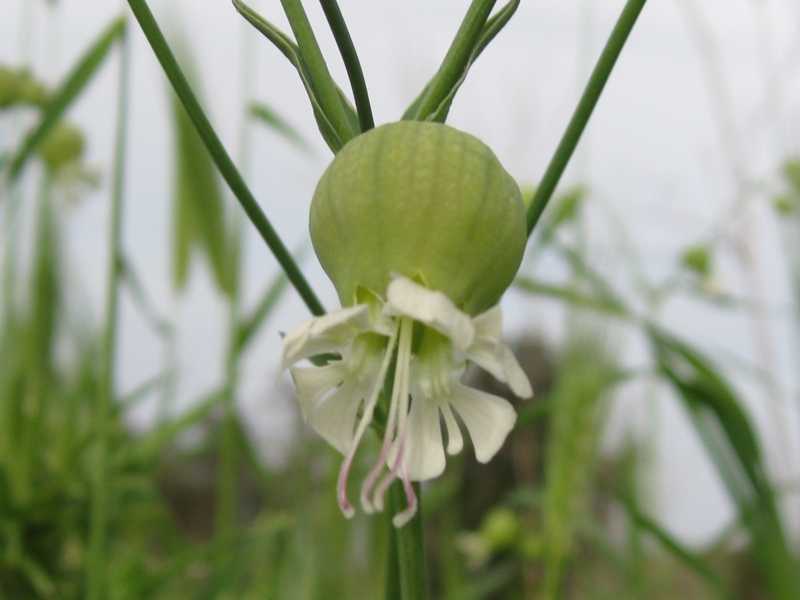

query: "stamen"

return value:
[372, 421, 408, 512]
[335, 321, 400, 519]
[372, 335, 413, 511]
[361, 318, 413, 513]
[360, 367, 403, 513]
[392, 466, 418, 528]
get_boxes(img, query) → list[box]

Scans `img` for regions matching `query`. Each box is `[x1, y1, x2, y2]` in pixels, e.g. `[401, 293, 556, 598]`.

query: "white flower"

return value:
[283, 276, 532, 527]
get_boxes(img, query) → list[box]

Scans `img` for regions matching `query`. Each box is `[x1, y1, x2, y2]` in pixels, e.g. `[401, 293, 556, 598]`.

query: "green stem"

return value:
[87, 22, 130, 600]
[388, 482, 427, 600]
[127, 0, 325, 316]
[385, 517, 401, 600]
[526, 0, 648, 235]
[318, 0, 375, 132]
[279, 0, 356, 141]
[213, 7, 257, 552]
[215, 305, 242, 553]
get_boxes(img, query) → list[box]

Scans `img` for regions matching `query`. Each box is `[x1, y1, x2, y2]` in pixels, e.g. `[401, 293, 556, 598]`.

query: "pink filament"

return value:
[372, 423, 409, 512]
[337, 447, 357, 518]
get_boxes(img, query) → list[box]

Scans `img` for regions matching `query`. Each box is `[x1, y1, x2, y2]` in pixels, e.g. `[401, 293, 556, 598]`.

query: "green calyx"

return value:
[310, 121, 526, 315]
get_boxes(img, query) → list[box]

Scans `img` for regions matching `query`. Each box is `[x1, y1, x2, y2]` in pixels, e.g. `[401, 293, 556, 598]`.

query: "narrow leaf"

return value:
[169, 44, 234, 297]
[28, 178, 60, 375]
[249, 102, 311, 152]
[403, 0, 497, 121]
[235, 268, 291, 355]
[535, 185, 586, 245]
[119, 388, 223, 466]
[623, 498, 729, 598]
[8, 16, 126, 181]
[278, 0, 357, 143]
[127, 0, 324, 316]
[515, 276, 630, 318]
[119, 255, 172, 338]
[233, 0, 357, 152]
[650, 327, 800, 599]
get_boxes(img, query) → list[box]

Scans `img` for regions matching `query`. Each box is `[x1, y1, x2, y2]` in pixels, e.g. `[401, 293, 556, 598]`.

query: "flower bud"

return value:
[680, 244, 711, 279]
[39, 123, 85, 173]
[310, 121, 526, 314]
[0, 66, 48, 108]
[0, 66, 19, 108]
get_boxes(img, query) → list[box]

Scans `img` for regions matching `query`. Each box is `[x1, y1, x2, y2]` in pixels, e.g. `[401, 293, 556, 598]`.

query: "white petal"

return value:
[467, 340, 533, 399]
[282, 305, 370, 368]
[472, 305, 502, 341]
[440, 402, 463, 455]
[306, 381, 365, 455]
[290, 363, 348, 420]
[497, 345, 533, 398]
[447, 383, 516, 463]
[385, 276, 474, 351]
[392, 397, 446, 482]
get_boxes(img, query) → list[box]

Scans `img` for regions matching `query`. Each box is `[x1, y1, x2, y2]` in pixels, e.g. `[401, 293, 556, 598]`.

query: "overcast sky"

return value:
[2, 0, 800, 546]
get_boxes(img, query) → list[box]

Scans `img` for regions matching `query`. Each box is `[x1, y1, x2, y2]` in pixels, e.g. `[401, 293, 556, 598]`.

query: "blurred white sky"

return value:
[2, 0, 800, 546]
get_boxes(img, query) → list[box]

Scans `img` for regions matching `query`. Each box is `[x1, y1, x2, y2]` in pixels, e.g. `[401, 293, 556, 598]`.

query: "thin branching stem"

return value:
[127, 0, 325, 316]
[318, 0, 374, 132]
[527, 0, 648, 235]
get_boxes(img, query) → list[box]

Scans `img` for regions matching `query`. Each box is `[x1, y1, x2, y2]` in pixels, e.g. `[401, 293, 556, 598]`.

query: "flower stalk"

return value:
[389, 481, 428, 600]
[318, 0, 374, 132]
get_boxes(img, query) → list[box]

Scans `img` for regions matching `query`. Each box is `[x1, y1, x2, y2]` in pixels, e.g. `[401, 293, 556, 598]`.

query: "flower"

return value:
[284, 120, 531, 526]
[283, 275, 532, 527]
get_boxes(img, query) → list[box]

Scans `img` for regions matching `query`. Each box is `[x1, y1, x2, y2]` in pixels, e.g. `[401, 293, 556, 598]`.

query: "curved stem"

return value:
[318, 0, 374, 132]
[127, 0, 325, 316]
[526, 0, 648, 236]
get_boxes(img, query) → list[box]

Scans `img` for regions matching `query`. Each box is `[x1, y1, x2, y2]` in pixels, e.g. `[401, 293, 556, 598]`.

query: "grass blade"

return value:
[169, 43, 234, 297]
[86, 24, 130, 600]
[622, 498, 730, 599]
[119, 389, 223, 466]
[127, 0, 325, 316]
[541, 335, 615, 599]
[119, 255, 172, 338]
[249, 102, 311, 152]
[515, 276, 631, 319]
[650, 327, 800, 599]
[8, 15, 126, 182]
[235, 268, 292, 355]
[28, 177, 59, 374]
